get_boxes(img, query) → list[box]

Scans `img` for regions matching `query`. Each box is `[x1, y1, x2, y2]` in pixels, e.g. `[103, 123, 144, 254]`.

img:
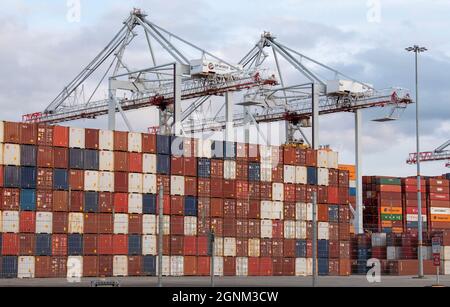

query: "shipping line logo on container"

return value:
[367, 258, 382, 283]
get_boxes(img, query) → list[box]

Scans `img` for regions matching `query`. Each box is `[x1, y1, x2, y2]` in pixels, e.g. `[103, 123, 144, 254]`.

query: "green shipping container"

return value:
[381, 214, 403, 222]
[376, 177, 401, 186]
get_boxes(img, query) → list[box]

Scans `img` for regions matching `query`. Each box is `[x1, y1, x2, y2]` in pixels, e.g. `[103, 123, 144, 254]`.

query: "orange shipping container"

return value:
[20, 123, 37, 145]
[53, 126, 69, 147]
[4, 122, 20, 143]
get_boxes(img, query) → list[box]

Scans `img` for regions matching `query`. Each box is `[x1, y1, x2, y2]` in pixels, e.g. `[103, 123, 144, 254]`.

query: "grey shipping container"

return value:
[20, 145, 37, 167]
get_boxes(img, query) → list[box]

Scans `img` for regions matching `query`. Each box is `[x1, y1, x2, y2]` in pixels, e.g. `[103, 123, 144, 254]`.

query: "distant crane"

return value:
[407, 140, 450, 168]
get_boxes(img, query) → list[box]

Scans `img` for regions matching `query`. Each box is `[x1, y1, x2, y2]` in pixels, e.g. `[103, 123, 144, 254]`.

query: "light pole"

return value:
[406, 45, 427, 278]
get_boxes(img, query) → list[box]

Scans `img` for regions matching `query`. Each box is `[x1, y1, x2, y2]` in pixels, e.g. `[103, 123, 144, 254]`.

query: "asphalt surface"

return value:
[0, 275, 447, 287]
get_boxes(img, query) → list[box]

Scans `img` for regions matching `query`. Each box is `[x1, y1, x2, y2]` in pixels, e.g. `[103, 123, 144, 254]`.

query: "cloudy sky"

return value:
[0, 0, 449, 177]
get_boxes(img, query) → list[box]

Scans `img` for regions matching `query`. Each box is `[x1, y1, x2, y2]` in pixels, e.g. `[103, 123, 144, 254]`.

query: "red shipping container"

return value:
[114, 131, 128, 151]
[37, 168, 53, 190]
[35, 256, 51, 278]
[53, 126, 69, 148]
[197, 236, 208, 256]
[171, 157, 184, 175]
[284, 184, 296, 202]
[85, 129, 99, 150]
[248, 257, 260, 276]
[36, 191, 53, 212]
[19, 234, 35, 256]
[272, 239, 284, 257]
[211, 159, 224, 178]
[98, 214, 113, 234]
[50, 256, 66, 278]
[2, 188, 20, 210]
[19, 211, 36, 233]
[184, 157, 197, 177]
[318, 204, 329, 222]
[2, 233, 19, 255]
[248, 182, 260, 200]
[37, 124, 54, 146]
[128, 256, 143, 276]
[211, 179, 223, 198]
[260, 239, 272, 257]
[197, 257, 211, 276]
[284, 203, 296, 220]
[272, 257, 284, 276]
[283, 239, 296, 258]
[183, 236, 197, 256]
[184, 177, 197, 196]
[224, 180, 236, 199]
[37, 146, 54, 168]
[20, 123, 37, 145]
[236, 161, 248, 180]
[236, 143, 248, 161]
[198, 217, 211, 237]
[283, 258, 295, 276]
[170, 196, 184, 216]
[171, 236, 184, 256]
[248, 200, 260, 219]
[171, 216, 185, 235]
[52, 234, 68, 256]
[259, 257, 273, 276]
[272, 165, 283, 183]
[224, 257, 236, 276]
[295, 185, 307, 203]
[114, 152, 129, 172]
[53, 212, 68, 234]
[211, 218, 223, 236]
[184, 256, 197, 276]
[248, 219, 261, 238]
[260, 182, 272, 201]
[4, 122, 20, 143]
[98, 256, 113, 277]
[430, 193, 450, 201]
[272, 220, 284, 239]
[70, 191, 84, 212]
[83, 256, 99, 277]
[329, 223, 339, 241]
[236, 200, 250, 219]
[328, 187, 339, 204]
[99, 192, 113, 213]
[84, 213, 98, 234]
[283, 147, 296, 165]
[114, 193, 128, 213]
[142, 133, 157, 153]
[236, 180, 249, 200]
[236, 238, 248, 257]
[211, 198, 224, 218]
[427, 178, 449, 187]
[112, 235, 128, 255]
[198, 197, 210, 218]
[0, 166, 3, 187]
[115, 171, 131, 192]
[157, 175, 171, 195]
[224, 199, 236, 218]
[198, 179, 211, 197]
[69, 170, 84, 191]
[129, 214, 142, 234]
[129, 152, 143, 173]
[156, 194, 171, 215]
[248, 144, 260, 162]
[223, 218, 236, 237]
[53, 147, 69, 169]
[83, 234, 98, 255]
[236, 219, 248, 238]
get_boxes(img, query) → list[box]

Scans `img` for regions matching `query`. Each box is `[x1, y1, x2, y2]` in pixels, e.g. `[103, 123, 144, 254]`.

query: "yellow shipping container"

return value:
[339, 164, 356, 181]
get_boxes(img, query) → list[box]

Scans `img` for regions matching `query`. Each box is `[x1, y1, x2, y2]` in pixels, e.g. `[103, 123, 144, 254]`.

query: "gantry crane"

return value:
[21, 9, 414, 233]
[407, 140, 450, 168]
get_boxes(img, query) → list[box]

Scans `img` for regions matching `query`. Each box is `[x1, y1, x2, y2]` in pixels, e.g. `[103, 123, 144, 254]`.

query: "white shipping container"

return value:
[128, 194, 143, 214]
[171, 176, 185, 196]
[296, 166, 307, 184]
[318, 168, 329, 186]
[260, 201, 273, 220]
[67, 256, 83, 280]
[143, 215, 157, 235]
[113, 256, 128, 277]
[224, 161, 236, 180]
[296, 221, 307, 239]
[129, 173, 143, 194]
[272, 183, 284, 201]
[170, 256, 184, 277]
[284, 165, 296, 184]
[0, 144, 3, 164]
[99, 151, 114, 171]
[68, 213, 84, 234]
[236, 257, 248, 276]
[284, 221, 296, 239]
[18, 256, 35, 279]
[36, 212, 53, 234]
[272, 201, 284, 220]
[296, 258, 308, 276]
[328, 151, 339, 169]
[259, 145, 272, 162]
[2, 211, 19, 233]
[0, 121, 3, 143]
[3, 144, 20, 166]
[406, 214, 428, 222]
[197, 139, 212, 158]
[317, 150, 328, 168]
[441, 260, 450, 275]
[155, 216, 171, 235]
[296, 203, 307, 221]
[387, 246, 402, 260]
[248, 239, 260, 257]
[99, 130, 114, 151]
[128, 132, 142, 153]
[224, 238, 237, 257]
[184, 216, 198, 236]
[69, 127, 85, 149]
[260, 165, 272, 182]
[214, 237, 224, 257]
[442, 246, 450, 261]
[143, 154, 157, 174]
[143, 174, 157, 194]
[214, 256, 224, 277]
[114, 214, 129, 234]
[99, 172, 114, 192]
[157, 256, 171, 276]
[318, 222, 329, 240]
[142, 235, 157, 255]
[306, 203, 314, 221]
[371, 233, 387, 247]
[84, 171, 99, 191]
[261, 220, 273, 239]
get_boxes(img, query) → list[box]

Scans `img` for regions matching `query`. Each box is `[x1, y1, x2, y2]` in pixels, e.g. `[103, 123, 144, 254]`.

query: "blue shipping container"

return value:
[1, 256, 18, 279]
[85, 192, 98, 213]
[143, 194, 157, 214]
[357, 248, 371, 260]
[20, 167, 36, 189]
[318, 258, 329, 276]
[349, 188, 356, 197]
[128, 235, 142, 255]
[328, 205, 339, 223]
[4, 166, 20, 188]
[197, 159, 211, 178]
[157, 154, 170, 175]
[143, 255, 157, 276]
[157, 135, 171, 155]
[171, 136, 184, 157]
[20, 189, 37, 211]
[307, 167, 317, 185]
[248, 163, 261, 182]
[184, 196, 198, 216]
[211, 141, 224, 159]
[68, 234, 83, 256]
[35, 234, 52, 256]
[20, 145, 37, 167]
[69, 148, 84, 169]
[54, 169, 69, 190]
[224, 142, 236, 160]
[318, 240, 329, 258]
[295, 240, 307, 258]
[84, 150, 99, 170]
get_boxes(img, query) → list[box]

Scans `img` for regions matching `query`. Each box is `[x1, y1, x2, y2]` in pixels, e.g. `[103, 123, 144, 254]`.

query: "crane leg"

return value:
[355, 109, 363, 234]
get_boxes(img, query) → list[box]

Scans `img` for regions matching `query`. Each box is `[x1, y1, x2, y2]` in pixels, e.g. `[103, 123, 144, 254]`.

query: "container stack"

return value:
[402, 178, 427, 233]
[363, 177, 403, 234]
[0, 121, 353, 279]
[427, 178, 450, 232]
